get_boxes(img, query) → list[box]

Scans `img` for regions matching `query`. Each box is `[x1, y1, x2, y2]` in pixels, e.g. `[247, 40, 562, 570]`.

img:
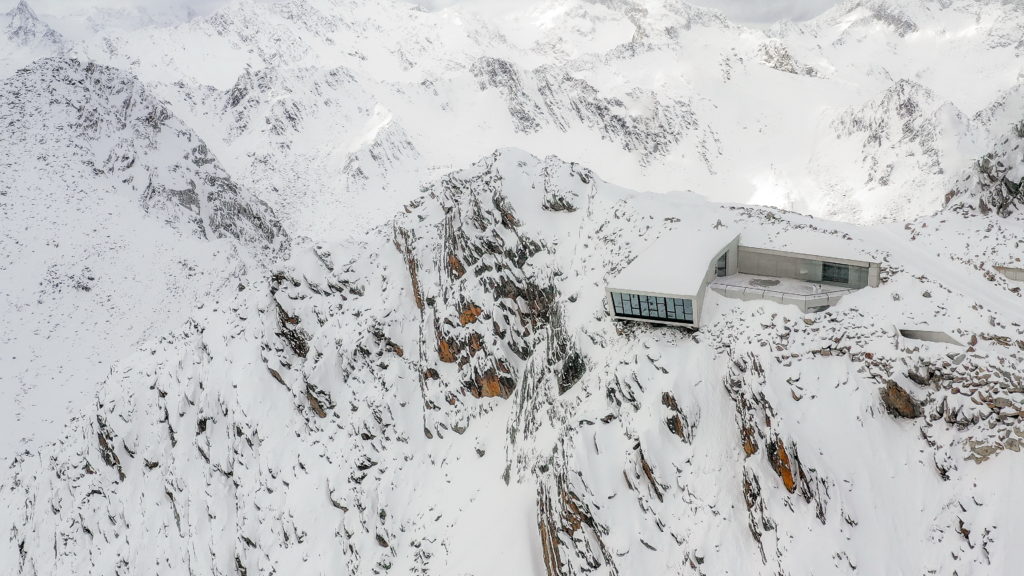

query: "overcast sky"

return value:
[26, 0, 842, 24]
[684, 0, 841, 22]
[416, 0, 842, 22]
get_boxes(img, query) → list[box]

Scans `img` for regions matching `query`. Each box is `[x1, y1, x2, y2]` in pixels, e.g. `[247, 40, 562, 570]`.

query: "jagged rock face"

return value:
[471, 56, 709, 166]
[833, 79, 956, 186]
[0, 54, 290, 455]
[177, 63, 424, 238]
[4, 0, 62, 48]
[41, 0, 1021, 227]
[0, 57, 288, 252]
[805, 77, 986, 221]
[841, 0, 920, 38]
[757, 40, 818, 77]
[4, 150, 1024, 575]
[945, 86, 1024, 217]
[0, 0, 64, 77]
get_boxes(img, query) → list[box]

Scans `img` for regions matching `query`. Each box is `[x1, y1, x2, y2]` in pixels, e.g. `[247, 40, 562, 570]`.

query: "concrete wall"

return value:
[710, 284, 853, 313]
[996, 266, 1024, 282]
[898, 329, 962, 346]
[693, 236, 739, 326]
[737, 246, 879, 289]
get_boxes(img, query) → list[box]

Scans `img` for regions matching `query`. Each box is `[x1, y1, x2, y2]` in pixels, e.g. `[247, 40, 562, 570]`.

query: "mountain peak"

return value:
[6, 0, 38, 23]
[5, 0, 62, 47]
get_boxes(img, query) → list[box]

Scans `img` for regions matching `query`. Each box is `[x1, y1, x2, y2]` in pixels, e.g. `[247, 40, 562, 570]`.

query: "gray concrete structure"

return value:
[710, 275, 856, 313]
[898, 328, 962, 346]
[737, 246, 880, 289]
[995, 266, 1024, 282]
[606, 229, 738, 329]
[606, 229, 881, 329]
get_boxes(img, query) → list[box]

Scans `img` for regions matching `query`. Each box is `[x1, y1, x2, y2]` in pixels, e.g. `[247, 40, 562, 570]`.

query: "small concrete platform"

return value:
[710, 273, 856, 312]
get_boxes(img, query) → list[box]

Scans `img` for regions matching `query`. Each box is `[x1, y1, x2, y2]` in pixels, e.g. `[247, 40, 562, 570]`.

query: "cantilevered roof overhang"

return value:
[607, 227, 740, 298]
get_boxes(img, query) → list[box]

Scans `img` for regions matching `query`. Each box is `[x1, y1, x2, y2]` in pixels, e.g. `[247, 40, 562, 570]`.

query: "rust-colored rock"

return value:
[267, 367, 286, 386]
[666, 414, 687, 440]
[537, 498, 561, 576]
[767, 439, 796, 493]
[306, 390, 327, 418]
[436, 331, 458, 363]
[638, 446, 665, 502]
[460, 303, 483, 325]
[468, 333, 483, 355]
[393, 228, 424, 310]
[741, 426, 758, 457]
[880, 381, 922, 419]
[386, 340, 404, 357]
[447, 253, 466, 279]
[468, 368, 513, 399]
[478, 370, 504, 398]
[662, 392, 690, 442]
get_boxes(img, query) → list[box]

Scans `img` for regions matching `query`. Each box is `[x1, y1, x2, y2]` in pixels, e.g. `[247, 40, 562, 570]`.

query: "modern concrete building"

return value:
[995, 265, 1024, 282]
[605, 227, 739, 328]
[606, 227, 881, 329]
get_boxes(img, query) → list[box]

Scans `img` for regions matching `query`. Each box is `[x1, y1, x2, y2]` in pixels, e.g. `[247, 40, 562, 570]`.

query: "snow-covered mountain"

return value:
[40, 0, 1023, 229]
[1, 0, 64, 75]
[1, 0, 1024, 574]
[4, 149, 1024, 575]
[0, 55, 287, 454]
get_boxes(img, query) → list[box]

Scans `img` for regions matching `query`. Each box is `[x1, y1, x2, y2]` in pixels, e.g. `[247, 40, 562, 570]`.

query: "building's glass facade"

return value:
[821, 261, 870, 287]
[610, 291, 693, 324]
[822, 261, 850, 284]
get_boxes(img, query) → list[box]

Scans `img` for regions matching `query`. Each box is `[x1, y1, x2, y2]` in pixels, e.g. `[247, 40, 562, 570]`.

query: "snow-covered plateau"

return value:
[1, 0, 1023, 574]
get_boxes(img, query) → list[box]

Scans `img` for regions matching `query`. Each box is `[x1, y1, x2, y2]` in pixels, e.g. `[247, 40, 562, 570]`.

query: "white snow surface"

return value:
[2, 147, 1023, 575]
[0, 0, 1023, 575]
[608, 226, 736, 297]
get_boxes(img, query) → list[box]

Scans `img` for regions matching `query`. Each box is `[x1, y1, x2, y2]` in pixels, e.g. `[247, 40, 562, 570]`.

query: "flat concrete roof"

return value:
[607, 227, 738, 297]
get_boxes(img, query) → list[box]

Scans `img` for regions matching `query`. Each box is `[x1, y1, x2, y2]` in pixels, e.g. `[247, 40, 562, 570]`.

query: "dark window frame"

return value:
[609, 291, 694, 324]
[822, 262, 850, 284]
[716, 252, 728, 277]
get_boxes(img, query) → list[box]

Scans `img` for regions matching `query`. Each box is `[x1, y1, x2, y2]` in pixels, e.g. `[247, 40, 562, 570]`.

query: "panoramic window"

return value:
[611, 292, 693, 323]
[822, 262, 850, 284]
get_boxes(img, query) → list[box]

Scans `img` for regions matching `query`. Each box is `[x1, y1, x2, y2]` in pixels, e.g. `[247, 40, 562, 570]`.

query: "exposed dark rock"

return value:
[880, 381, 922, 419]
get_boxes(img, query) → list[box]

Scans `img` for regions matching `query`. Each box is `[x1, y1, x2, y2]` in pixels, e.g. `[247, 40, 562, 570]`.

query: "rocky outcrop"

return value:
[758, 40, 818, 77]
[832, 79, 961, 187]
[4, 0, 63, 48]
[945, 115, 1024, 217]
[880, 381, 922, 419]
[469, 57, 706, 165]
[0, 58, 289, 254]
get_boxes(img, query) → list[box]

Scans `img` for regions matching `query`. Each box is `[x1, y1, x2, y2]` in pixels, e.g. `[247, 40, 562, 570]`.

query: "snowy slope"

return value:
[0, 56, 288, 453]
[3, 150, 1023, 575]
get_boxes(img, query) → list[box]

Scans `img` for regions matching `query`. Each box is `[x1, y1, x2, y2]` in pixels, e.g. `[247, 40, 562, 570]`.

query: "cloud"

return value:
[684, 0, 841, 22]
[23, 0, 232, 19]
[412, 0, 841, 22]
[19, 0, 842, 25]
